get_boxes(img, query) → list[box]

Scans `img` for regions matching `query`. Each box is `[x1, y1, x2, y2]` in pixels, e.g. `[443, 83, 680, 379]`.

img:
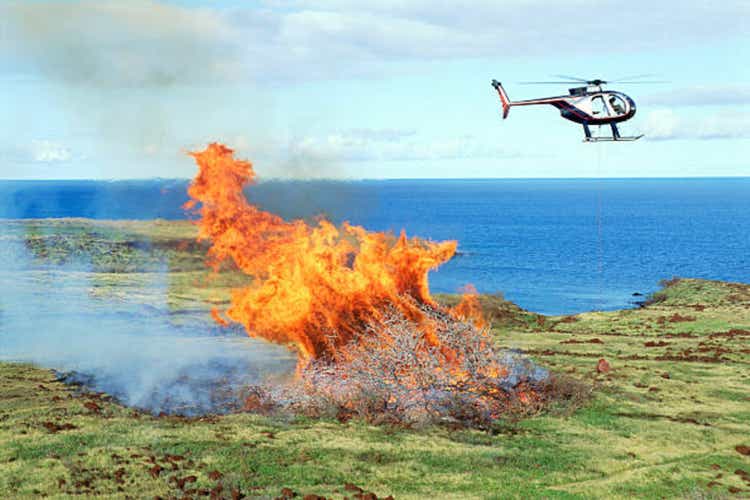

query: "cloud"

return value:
[2, 0, 748, 85]
[643, 109, 750, 141]
[276, 0, 749, 59]
[283, 129, 518, 163]
[30, 140, 73, 163]
[0, 140, 76, 165]
[643, 85, 750, 107]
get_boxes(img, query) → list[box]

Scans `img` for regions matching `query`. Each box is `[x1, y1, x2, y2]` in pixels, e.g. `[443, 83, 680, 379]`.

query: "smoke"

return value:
[0, 224, 296, 415]
[0, 1, 276, 179]
[2, 1, 238, 87]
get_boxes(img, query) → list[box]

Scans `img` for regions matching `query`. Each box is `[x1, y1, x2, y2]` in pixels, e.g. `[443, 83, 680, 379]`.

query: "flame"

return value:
[186, 143, 483, 361]
[450, 285, 487, 329]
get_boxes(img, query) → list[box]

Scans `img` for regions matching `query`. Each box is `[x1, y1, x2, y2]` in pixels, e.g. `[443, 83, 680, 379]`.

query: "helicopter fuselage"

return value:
[511, 87, 637, 125]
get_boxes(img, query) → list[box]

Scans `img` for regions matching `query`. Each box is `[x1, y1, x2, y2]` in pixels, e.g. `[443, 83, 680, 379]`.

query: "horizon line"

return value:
[1, 176, 749, 182]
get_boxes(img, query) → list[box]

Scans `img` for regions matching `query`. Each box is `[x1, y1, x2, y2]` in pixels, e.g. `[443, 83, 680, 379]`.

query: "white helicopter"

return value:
[491, 75, 663, 142]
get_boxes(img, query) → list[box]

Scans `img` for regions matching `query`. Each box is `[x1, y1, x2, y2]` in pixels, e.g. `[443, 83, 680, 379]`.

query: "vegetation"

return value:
[1, 219, 749, 498]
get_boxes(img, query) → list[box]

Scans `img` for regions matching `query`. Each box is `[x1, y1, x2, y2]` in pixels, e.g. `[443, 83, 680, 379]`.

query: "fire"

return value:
[185, 143, 483, 361]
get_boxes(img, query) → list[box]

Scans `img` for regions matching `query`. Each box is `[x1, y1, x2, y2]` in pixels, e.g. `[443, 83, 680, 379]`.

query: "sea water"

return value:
[2, 177, 748, 315]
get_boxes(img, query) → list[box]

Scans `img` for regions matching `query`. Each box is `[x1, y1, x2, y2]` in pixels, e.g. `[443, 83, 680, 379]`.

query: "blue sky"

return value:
[1, 0, 748, 179]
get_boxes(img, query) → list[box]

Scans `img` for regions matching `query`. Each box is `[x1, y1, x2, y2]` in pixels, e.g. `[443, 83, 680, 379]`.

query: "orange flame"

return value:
[186, 143, 483, 361]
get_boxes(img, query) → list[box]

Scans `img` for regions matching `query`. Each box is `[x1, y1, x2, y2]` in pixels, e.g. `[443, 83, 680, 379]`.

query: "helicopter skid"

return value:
[583, 135, 644, 143]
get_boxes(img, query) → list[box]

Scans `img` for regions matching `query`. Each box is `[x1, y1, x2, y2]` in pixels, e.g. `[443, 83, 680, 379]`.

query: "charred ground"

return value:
[1, 219, 749, 498]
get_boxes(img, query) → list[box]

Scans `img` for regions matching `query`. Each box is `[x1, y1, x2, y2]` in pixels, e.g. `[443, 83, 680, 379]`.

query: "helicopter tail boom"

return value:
[491, 80, 511, 119]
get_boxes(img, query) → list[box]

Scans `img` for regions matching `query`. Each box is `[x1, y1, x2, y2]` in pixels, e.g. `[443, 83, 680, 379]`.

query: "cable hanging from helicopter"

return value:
[490, 75, 666, 142]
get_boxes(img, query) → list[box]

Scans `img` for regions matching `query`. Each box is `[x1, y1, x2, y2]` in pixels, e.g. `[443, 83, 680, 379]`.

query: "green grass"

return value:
[1, 219, 749, 498]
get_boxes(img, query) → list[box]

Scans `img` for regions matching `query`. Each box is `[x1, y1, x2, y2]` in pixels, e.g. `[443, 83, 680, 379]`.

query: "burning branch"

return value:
[254, 309, 550, 428]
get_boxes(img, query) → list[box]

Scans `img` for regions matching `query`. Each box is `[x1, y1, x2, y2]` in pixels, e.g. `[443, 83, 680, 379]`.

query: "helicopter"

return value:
[491, 75, 661, 142]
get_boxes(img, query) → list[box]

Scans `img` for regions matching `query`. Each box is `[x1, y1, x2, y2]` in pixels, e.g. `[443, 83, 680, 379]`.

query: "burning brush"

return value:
[260, 309, 550, 427]
[186, 143, 552, 427]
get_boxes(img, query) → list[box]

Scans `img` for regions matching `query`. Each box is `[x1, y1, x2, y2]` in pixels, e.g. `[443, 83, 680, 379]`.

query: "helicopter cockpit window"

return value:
[591, 96, 606, 115]
[608, 95, 626, 115]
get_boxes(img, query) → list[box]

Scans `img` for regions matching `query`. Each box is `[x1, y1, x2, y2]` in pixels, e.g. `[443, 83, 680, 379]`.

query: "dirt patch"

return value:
[709, 329, 750, 340]
[664, 332, 696, 339]
[276, 484, 394, 500]
[614, 412, 711, 427]
[83, 401, 102, 414]
[644, 341, 669, 347]
[654, 353, 730, 363]
[669, 313, 695, 322]
[525, 349, 602, 358]
[560, 338, 604, 345]
[42, 421, 77, 433]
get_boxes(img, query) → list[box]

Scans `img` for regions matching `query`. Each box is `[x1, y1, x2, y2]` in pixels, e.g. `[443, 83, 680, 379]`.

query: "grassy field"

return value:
[1, 219, 749, 499]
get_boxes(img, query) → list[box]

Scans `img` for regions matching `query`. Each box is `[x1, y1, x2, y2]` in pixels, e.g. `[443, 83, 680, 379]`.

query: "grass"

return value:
[1, 219, 749, 498]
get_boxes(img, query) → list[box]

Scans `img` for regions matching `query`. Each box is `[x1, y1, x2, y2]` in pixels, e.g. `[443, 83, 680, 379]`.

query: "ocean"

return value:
[1, 178, 748, 315]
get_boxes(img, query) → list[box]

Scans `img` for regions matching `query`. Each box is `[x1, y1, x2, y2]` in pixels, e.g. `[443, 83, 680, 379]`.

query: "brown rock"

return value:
[344, 483, 363, 493]
[114, 468, 126, 484]
[176, 475, 197, 490]
[596, 358, 611, 373]
[148, 464, 164, 478]
[737, 445, 750, 456]
[84, 401, 102, 413]
[42, 421, 77, 433]
[210, 484, 224, 499]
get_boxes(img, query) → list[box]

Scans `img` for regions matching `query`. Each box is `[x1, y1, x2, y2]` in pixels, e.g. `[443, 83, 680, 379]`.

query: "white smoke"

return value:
[0, 223, 296, 415]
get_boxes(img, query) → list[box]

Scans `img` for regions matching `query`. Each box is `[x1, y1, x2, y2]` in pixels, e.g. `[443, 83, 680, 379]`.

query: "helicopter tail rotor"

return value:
[491, 80, 512, 119]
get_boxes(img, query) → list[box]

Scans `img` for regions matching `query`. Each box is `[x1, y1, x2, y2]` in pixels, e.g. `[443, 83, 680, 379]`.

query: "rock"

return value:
[736, 445, 750, 456]
[596, 358, 611, 373]
[84, 401, 102, 413]
[148, 464, 163, 479]
[344, 483, 363, 493]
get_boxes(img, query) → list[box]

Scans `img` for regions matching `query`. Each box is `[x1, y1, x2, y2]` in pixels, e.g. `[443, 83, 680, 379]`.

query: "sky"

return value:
[0, 0, 748, 179]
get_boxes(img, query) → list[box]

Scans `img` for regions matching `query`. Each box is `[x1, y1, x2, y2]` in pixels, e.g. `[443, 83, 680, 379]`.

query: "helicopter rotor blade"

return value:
[552, 74, 590, 82]
[518, 81, 585, 84]
[610, 74, 656, 82]
[614, 81, 670, 84]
